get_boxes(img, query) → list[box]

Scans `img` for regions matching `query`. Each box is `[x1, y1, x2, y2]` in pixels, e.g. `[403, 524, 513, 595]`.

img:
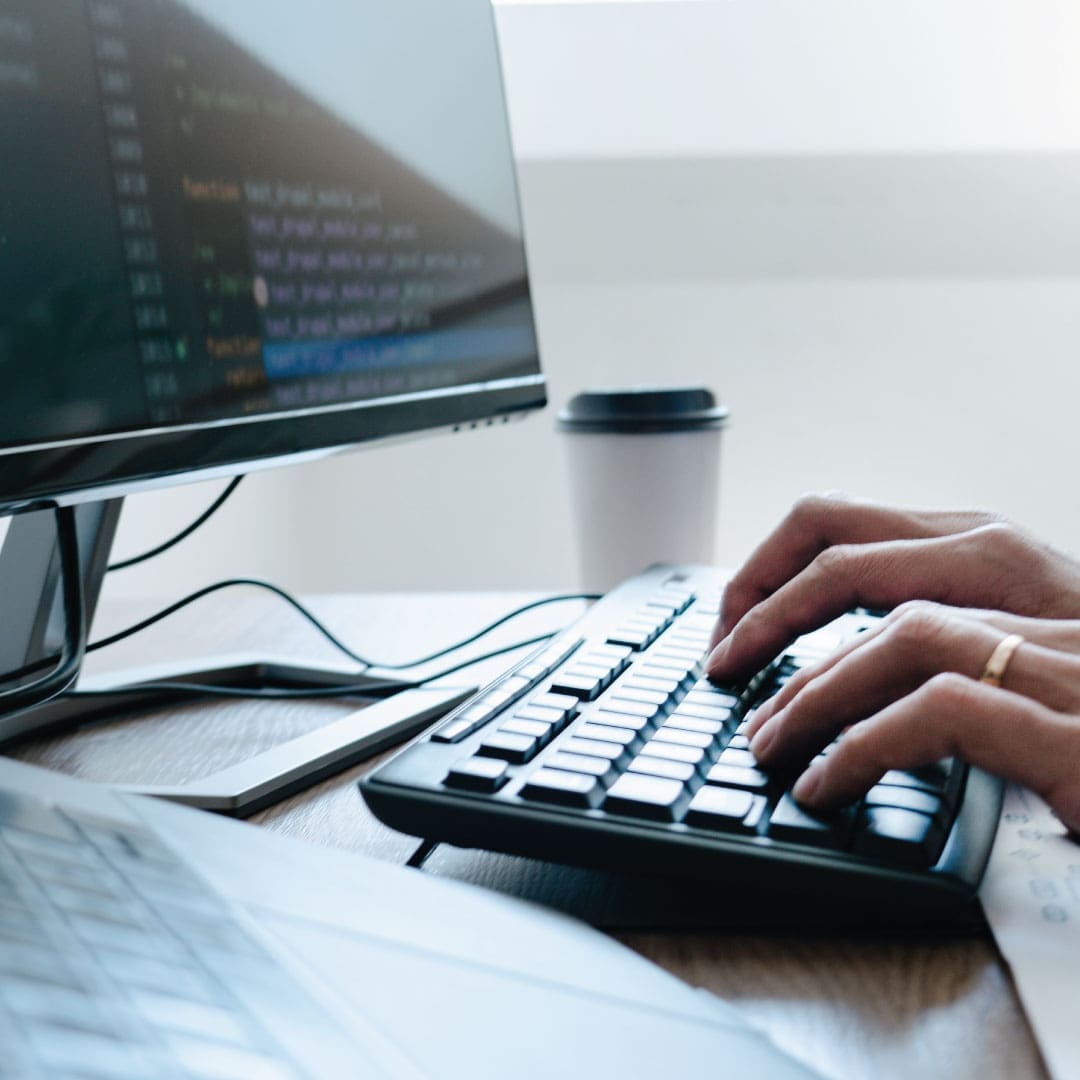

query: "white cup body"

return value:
[563, 429, 722, 593]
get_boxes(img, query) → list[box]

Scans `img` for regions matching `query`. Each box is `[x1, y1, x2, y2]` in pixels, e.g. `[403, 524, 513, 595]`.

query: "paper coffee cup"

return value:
[558, 387, 729, 592]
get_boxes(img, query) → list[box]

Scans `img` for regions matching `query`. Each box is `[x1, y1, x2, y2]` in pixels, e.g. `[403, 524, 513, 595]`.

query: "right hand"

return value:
[742, 602, 1080, 829]
[706, 493, 1080, 685]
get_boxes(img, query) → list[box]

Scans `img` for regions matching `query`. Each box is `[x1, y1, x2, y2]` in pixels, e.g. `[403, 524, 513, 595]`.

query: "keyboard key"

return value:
[666, 634, 709, 654]
[513, 704, 570, 730]
[582, 645, 632, 671]
[500, 717, 555, 742]
[95, 949, 222, 1003]
[77, 825, 186, 877]
[654, 645, 703, 664]
[0, 941, 81, 988]
[637, 740, 707, 770]
[686, 686, 739, 709]
[864, 785, 944, 821]
[575, 723, 639, 749]
[611, 687, 668, 708]
[549, 673, 605, 701]
[430, 717, 478, 743]
[0, 902, 46, 942]
[563, 662, 617, 686]
[67, 914, 189, 963]
[654, 587, 694, 613]
[482, 676, 531, 713]
[879, 760, 962, 807]
[532, 638, 584, 673]
[645, 594, 683, 614]
[430, 701, 500, 743]
[593, 709, 652, 734]
[643, 604, 680, 623]
[561, 737, 630, 766]
[604, 774, 688, 822]
[595, 696, 664, 722]
[520, 769, 602, 808]
[516, 661, 550, 683]
[531, 692, 580, 717]
[589, 641, 635, 659]
[767, 795, 853, 850]
[704, 763, 769, 791]
[476, 731, 540, 765]
[673, 701, 734, 725]
[0, 796, 82, 842]
[27, 1026, 153, 1080]
[627, 612, 668, 633]
[677, 612, 714, 632]
[726, 734, 750, 750]
[854, 807, 943, 866]
[650, 727, 715, 751]
[717, 748, 758, 770]
[4, 978, 116, 1035]
[624, 674, 681, 696]
[642, 656, 697, 679]
[46, 884, 146, 925]
[639, 662, 692, 683]
[662, 715, 724, 737]
[880, 769, 940, 793]
[546, 752, 616, 780]
[606, 626, 653, 650]
[686, 788, 767, 833]
[627, 756, 697, 783]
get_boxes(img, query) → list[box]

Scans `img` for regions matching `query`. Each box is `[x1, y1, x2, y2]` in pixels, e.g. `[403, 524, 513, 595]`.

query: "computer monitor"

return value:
[0, 0, 545, 802]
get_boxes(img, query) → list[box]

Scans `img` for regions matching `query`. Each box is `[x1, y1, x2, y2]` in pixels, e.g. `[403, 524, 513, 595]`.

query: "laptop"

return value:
[0, 755, 817, 1078]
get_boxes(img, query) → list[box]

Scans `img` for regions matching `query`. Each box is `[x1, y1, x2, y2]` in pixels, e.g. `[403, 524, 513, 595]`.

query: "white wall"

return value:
[106, 0, 1080, 605]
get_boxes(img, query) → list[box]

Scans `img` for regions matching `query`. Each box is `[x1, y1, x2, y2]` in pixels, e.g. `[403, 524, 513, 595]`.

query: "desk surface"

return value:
[13, 589, 1048, 1080]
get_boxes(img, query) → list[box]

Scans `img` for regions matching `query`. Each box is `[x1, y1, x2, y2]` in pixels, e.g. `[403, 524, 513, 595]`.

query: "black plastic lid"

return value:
[557, 386, 728, 434]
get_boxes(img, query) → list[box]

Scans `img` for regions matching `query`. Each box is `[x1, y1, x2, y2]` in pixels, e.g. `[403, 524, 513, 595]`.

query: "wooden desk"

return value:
[11, 590, 1048, 1079]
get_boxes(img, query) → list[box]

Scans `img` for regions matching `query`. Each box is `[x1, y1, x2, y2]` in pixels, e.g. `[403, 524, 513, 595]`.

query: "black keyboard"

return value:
[361, 566, 1004, 917]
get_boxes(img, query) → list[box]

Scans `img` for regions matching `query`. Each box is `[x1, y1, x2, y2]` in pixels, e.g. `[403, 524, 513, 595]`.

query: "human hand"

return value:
[741, 602, 1080, 832]
[706, 493, 1080, 685]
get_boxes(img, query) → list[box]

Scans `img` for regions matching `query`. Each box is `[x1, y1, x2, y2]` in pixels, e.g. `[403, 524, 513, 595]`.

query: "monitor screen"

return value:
[0, 0, 544, 511]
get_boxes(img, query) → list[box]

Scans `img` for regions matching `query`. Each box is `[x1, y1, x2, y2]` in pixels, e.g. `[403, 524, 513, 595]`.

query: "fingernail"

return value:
[792, 763, 824, 805]
[749, 720, 777, 760]
[705, 640, 727, 675]
[744, 701, 774, 737]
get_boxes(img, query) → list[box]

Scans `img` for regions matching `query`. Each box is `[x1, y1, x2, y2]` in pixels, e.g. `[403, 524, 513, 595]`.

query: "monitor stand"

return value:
[0, 501, 473, 816]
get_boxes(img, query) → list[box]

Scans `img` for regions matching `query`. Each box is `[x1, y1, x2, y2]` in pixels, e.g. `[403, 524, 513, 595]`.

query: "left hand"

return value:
[741, 602, 1080, 831]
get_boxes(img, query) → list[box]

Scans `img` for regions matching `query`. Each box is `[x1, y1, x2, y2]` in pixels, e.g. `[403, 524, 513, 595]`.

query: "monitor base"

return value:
[113, 681, 474, 817]
[10, 658, 473, 817]
[0, 501, 474, 814]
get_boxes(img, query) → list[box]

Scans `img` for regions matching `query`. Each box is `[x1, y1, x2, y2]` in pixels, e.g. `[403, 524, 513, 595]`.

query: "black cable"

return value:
[86, 580, 598, 670]
[0, 505, 87, 713]
[406, 839, 439, 869]
[0, 582, 597, 689]
[63, 630, 557, 702]
[357, 592, 600, 670]
[86, 578, 370, 665]
[107, 475, 244, 572]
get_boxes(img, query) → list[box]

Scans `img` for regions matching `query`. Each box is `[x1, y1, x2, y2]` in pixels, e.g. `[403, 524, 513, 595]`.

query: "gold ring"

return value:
[979, 633, 1025, 688]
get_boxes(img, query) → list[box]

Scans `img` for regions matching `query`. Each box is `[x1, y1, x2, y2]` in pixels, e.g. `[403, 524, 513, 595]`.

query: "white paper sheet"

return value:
[980, 785, 1080, 1080]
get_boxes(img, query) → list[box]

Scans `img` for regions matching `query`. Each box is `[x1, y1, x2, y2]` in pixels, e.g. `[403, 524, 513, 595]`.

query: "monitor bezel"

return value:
[0, 374, 546, 515]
